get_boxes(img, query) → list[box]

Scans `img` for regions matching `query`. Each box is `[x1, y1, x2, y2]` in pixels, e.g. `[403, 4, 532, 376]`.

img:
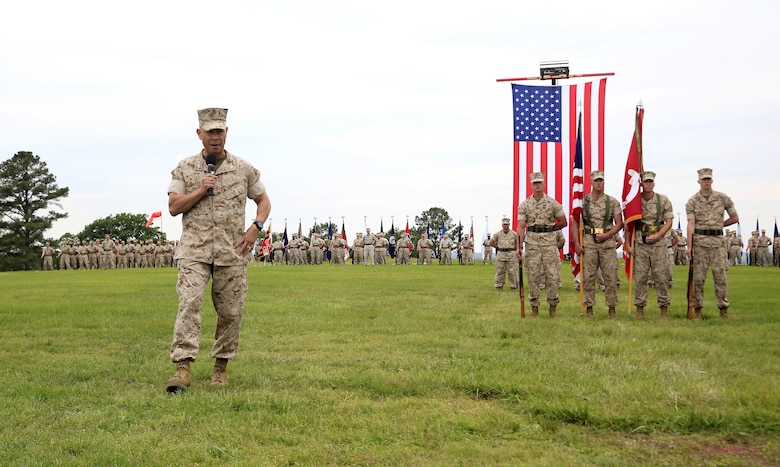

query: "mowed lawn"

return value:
[1, 261, 778, 466]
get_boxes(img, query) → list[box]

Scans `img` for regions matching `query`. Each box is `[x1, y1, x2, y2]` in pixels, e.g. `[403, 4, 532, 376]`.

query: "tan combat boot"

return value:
[660, 306, 670, 319]
[549, 304, 557, 318]
[211, 358, 229, 388]
[635, 306, 645, 319]
[608, 307, 617, 320]
[694, 308, 703, 320]
[530, 307, 539, 318]
[585, 306, 594, 318]
[166, 360, 191, 393]
[719, 308, 730, 319]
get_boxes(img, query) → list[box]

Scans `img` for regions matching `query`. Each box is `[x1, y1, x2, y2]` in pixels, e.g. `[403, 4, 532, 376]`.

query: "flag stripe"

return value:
[511, 79, 607, 231]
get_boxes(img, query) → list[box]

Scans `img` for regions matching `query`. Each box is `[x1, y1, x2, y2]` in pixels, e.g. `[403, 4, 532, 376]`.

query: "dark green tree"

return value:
[0, 151, 69, 270]
[77, 212, 167, 242]
[411, 207, 455, 257]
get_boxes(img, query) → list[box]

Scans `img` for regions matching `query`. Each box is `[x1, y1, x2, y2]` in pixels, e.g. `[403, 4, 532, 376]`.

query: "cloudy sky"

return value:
[2, 0, 778, 245]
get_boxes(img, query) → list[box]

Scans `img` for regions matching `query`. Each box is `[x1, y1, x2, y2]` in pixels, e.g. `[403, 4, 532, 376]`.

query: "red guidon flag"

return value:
[621, 106, 644, 278]
[145, 211, 162, 228]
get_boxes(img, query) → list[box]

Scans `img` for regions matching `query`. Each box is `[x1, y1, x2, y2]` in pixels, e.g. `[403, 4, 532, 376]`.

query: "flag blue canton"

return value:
[513, 85, 563, 142]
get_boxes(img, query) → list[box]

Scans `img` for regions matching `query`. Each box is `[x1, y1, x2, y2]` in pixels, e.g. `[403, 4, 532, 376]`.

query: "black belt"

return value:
[497, 248, 515, 252]
[527, 226, 553, 233]
[695, 229, 723, 236]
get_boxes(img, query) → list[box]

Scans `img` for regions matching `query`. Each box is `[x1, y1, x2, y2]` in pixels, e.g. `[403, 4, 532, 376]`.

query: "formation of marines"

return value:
[42, 236, 177, 270]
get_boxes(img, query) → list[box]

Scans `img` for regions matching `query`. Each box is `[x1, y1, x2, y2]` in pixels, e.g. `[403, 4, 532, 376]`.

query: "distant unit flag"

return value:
[511, 78, 607, 230]
[145, 211, 162, 228]
[405, 220, 412, 253]
[570, 113, 584, 280]
[342, 220, 349, 259]
[621, 106, 644, 279]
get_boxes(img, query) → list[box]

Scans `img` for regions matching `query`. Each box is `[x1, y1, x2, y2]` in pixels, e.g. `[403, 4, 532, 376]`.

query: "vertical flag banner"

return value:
[440, 221, 446, 240]
[389, 222, 396, 259]
[511, 78, 607, 230]
[282, 222, 289, 262]
[380, 219, 384, 234]
[482, 218, 489, 256]
[621, 106, 644, 278]
[405, 220, 412, 253]
[570, 113, 584, 280]
[261, 219, 272, 258]
[342, 221, 349, 259]
[774, 218, 779, 239]
[469, 220, 474, 240]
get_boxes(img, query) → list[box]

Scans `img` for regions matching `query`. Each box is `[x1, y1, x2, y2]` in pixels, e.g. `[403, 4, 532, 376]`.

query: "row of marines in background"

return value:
[40, 235, 178, 270]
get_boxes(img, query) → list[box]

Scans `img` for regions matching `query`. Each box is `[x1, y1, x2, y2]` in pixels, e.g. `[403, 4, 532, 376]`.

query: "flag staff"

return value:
[497, 72, 615, 83]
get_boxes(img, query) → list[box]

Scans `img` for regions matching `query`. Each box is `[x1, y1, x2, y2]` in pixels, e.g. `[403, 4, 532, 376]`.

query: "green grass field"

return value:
[1, 261, 778, 466]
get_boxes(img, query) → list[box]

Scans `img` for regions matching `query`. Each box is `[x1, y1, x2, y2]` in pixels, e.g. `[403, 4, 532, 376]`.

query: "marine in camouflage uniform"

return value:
[416, 233, 433, 265]
[757, 230, 772, 267]
[395, 233, 411, 265]
[439, 233, 453, 265]
[489, 218, 519, 290]
[374, 232, 388, 265]
[166, 108, 271, 393]
[310, 233, 325, 265]
[482, 235, 494, 265]
[352, 233, 364, 265]
[727, 231, 742, 265]
[329, 233, 347, 264]
[41, 242, 55, 270]
[460, 236, 474, 265]
[628, 172, 674, 319]
[363, 228, 376, 266]
[685, 168, 739, 319]
[570, 171, 623, 318]
[271, 235, 285, 265]
[517, 172, 567, 317]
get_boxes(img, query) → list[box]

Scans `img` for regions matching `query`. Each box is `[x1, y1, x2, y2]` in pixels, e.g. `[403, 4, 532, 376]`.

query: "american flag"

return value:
[570, 113, 584, 280]
[511, 78, 607, 231]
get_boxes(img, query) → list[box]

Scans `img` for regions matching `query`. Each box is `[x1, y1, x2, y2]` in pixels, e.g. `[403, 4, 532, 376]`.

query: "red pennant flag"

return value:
[621, 106, 644, 278]
[145, 211, 162, 228]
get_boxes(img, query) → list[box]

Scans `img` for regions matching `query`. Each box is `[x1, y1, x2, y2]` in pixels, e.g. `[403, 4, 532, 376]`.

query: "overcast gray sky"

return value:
[2, 0, 778, 245]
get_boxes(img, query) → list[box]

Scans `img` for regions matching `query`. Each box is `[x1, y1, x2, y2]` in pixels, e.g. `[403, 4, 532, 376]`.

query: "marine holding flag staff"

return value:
[570, 170, 623, 319]
[685, 168, 738, 320]
[165, 108, 271, 393]
[517, 172, 567, 318]
[623, 171, 674, 319]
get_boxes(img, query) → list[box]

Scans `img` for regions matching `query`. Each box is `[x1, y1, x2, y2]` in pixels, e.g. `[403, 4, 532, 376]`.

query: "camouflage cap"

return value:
[198, 108, 228, 131]
[590, 170, 605, 181]
[529, 172, 545, 183]
[641, 171, 656, 181]
[697, 167, 713, 179]
[502, 217, 511, 224]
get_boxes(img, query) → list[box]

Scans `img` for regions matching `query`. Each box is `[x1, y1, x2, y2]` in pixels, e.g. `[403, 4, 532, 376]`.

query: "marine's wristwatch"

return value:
[252, 220, 264, 231]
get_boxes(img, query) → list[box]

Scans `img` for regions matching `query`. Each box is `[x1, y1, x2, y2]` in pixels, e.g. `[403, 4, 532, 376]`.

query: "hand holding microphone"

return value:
[205, 153, 217, 196]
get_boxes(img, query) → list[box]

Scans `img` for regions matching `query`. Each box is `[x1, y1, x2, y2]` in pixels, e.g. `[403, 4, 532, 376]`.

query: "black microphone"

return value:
[205, 153, 217, 196]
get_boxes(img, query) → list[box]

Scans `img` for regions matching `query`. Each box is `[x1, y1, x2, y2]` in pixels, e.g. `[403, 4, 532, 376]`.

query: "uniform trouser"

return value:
[363, 245, 375, 265]
[463, 250, 474, 264]
[375, 249, 386, 264]
[171, 260, 247, 362]
[396, 250, 409, 265]
[419, 248, 431, 264]
[582, 244, 618, 308]
[483, 251, 493, 264]
[692, 244, 730, 310]
[79, 256, 90, 269]
[440, 249, 451, 265]
[312, 249, 323, 264]
[758, 247, 771, 266]
[43, 257, 53, 270]
[668, 247, 675, 285]
[494, 258, 517, 289]
[633, 242, 670, 308]
[353, 248, 363, 264]
[525, 244, 560, 307]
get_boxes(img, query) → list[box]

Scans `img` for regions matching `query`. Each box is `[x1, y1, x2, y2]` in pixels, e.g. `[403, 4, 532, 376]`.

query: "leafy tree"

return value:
[411, 207, 455, 257]
[0, 151, 69, 270]
[77, 213, 167, 242]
